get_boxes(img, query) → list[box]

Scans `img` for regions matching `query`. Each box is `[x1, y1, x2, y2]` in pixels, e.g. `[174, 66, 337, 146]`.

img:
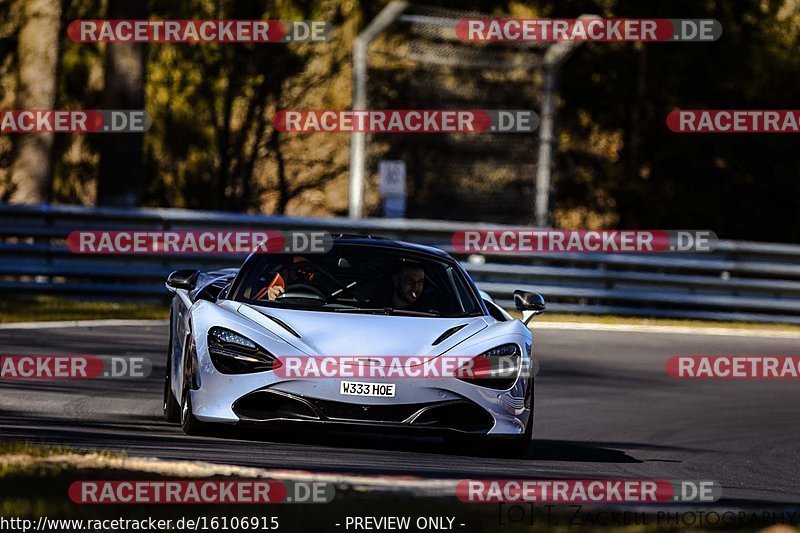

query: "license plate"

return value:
[339, 381, 395, 397]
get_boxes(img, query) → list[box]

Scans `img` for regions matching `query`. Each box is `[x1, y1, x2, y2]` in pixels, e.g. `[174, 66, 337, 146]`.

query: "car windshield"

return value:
[228, 243, 483, 318]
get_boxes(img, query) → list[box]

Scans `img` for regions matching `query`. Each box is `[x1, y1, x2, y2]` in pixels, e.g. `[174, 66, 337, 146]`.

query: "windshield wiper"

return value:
[333, 307, 440, 317]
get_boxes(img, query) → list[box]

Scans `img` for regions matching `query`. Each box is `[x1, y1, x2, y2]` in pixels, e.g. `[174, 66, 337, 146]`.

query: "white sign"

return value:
[384, 196, 406, 218]
[378, 160, 406, 197]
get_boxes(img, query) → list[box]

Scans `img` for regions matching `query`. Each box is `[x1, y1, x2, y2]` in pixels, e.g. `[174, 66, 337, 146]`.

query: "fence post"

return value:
[348, 1, 409, 219]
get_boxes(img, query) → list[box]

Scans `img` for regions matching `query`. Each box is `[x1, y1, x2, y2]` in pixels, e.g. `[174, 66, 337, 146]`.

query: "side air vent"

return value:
[262, 314, 301, 338]
[432, 324, 467, 346]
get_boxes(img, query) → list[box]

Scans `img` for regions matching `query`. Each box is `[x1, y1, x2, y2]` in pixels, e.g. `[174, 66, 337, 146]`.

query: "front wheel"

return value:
[180, 390, 205, 435]
[163, 362, 181, 423]
[180, 346, 207, 436]
[444, 415, 532, 457]
[480, 409, 533, 458]
[495, 384, 535, 457]
[163, 318, 181, 423]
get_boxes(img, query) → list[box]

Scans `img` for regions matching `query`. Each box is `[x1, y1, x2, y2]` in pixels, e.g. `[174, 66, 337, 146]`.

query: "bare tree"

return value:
[10, 0, 61, 204]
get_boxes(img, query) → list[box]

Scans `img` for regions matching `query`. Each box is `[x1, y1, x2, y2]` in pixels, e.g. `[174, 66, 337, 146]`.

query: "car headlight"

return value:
[456, 343, 521, 390]
[207, 326, 280, 374]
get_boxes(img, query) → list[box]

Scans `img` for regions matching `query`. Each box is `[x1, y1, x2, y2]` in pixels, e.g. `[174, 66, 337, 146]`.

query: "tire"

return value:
[180, 344, 207, 436]
[480, 408, 533, 458]
[444, 411, 533, 458]
[163, 314, 181, 423]
[456, 383, 534, 458]
[180, 389, 205, 435]
[505, 408, 534, 457]
[502, 369, 536, 457]
[163, 361, 181, 423]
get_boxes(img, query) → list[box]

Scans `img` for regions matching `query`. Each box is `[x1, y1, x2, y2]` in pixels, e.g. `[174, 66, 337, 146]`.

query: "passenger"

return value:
[373, 263, 425, 310]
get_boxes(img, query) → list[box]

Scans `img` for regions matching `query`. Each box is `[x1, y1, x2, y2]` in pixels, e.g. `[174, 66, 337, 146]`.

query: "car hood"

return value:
[236, 303, 489, 360]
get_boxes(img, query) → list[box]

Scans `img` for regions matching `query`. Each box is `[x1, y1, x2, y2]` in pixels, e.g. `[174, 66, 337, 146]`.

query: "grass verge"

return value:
[1, 296, 798, 334]
[0, 442, 783, 531]
[508, 311, 800, 333]
[0, 296, 167, 323]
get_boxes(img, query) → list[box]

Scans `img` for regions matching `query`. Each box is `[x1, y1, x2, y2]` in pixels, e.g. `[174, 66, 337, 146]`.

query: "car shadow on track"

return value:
[528, 439, 641, 463]
[2, 405, 680, 467]
[204, 424, 644, 464]
[1, 414, 669, 482]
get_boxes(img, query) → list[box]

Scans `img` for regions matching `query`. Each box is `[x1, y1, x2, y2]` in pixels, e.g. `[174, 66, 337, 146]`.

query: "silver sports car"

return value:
[163, 236, 545, 455]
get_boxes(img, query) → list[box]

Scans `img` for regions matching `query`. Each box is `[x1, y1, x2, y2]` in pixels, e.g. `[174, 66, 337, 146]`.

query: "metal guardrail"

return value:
[2, 203, 800, 324]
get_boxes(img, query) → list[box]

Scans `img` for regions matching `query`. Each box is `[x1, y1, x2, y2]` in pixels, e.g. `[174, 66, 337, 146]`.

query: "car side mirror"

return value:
[166, 269, 199, 291]
[514, 290, 546, 325]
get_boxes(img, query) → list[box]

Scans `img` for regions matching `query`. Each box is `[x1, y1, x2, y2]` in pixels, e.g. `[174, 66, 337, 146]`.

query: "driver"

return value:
[254, 257, 314, 301]
[264, 280, 284, 301]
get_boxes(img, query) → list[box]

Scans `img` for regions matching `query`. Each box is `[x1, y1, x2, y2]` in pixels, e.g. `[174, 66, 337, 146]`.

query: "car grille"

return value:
[232, 389, 494, 432]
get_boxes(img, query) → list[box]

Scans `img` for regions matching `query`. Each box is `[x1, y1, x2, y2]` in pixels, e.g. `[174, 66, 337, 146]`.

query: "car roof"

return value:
[329, 234, 453, 259]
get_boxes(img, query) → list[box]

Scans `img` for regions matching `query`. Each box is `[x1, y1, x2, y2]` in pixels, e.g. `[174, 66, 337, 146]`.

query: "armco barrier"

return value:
[2, 204, 800, 324]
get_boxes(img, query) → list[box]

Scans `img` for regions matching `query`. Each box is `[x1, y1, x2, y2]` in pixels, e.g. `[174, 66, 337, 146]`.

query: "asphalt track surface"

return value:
[1, 322, 799, 506]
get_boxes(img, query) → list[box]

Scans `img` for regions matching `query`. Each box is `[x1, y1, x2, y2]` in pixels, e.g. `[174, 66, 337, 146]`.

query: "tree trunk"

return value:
[627, 44, 647, 181]
[269, 130, 290, 214]
[10, 0, 61, 204]
[97, 0, 146, 207]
